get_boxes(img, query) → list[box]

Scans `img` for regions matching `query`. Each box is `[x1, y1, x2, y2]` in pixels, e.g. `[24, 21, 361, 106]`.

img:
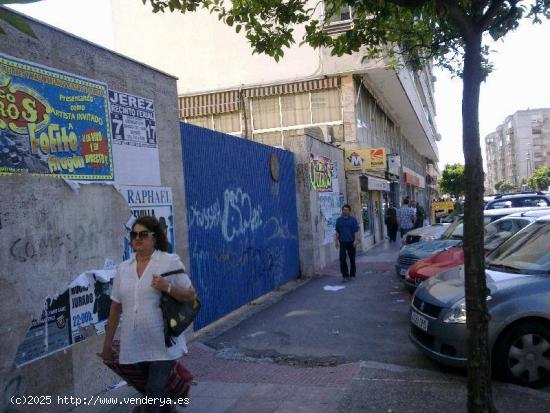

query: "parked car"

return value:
[409, 215, 550, 387]
[395, 208, 535, 279]
[403, 208, 550, 291]
[485, 191, 550, 210]
[484, 196, 496, 208]
[402, 223, 450, 245]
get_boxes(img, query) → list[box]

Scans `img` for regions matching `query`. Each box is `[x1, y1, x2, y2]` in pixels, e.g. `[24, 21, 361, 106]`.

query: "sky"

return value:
[8, 0, 550, 171]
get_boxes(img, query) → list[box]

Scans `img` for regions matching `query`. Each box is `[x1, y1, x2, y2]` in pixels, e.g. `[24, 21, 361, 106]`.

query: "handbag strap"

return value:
[159, 268, 186, 278]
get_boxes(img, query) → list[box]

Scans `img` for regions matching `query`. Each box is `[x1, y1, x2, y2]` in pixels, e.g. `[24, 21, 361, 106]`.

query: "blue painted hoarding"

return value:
[181, 124, 300, 329]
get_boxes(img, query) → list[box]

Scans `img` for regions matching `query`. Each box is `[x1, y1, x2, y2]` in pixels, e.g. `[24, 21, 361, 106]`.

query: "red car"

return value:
[404, 245, 465, 290]
[404, 211, 543, 291]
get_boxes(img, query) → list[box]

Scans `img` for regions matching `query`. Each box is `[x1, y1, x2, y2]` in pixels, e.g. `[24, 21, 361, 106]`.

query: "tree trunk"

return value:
[462, 31, 497, 413]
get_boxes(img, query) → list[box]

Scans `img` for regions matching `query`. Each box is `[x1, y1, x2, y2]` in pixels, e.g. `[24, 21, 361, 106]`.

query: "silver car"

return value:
[410, 215, 550, 387]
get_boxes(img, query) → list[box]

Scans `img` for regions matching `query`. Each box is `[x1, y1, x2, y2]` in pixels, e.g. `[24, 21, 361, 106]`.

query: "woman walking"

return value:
[100, 216, 196, 413]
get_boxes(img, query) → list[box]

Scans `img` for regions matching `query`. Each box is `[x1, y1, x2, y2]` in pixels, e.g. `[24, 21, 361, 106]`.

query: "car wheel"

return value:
[494, 321, 550, 388]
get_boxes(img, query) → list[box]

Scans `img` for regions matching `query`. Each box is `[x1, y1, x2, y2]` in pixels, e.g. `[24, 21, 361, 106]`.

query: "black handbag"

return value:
[159, 269, 201, 347]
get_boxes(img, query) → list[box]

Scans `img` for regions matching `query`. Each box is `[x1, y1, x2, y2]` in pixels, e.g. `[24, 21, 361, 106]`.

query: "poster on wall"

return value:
[118, 185, 174, 259]
[15, 291, 72, 366]
[308, 154, 334, 192]
[0, 53, 113, 180]
[309, 154, 343, 244]
[69, 279, 112, 343]
[15, 263, 116, 366]
[109, 90, 160, 185]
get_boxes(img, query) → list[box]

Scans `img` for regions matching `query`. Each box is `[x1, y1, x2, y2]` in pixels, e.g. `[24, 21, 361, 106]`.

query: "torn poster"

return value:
[14, 262, 117, 367]
[117, 185, 175, 259]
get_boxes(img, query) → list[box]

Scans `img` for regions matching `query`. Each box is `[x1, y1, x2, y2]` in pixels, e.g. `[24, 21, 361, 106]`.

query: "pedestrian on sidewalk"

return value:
[397, 198, 416, 238]
[412, 200, 426, 228]
[100, 216, 196, 413]
[384, 202, 398, 242]
[335, 204, 360, 282]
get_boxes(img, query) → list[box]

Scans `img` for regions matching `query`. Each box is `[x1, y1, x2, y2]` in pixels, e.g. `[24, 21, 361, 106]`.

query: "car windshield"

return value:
[486, 221, 550, 274]
[442, 219, 463, 240]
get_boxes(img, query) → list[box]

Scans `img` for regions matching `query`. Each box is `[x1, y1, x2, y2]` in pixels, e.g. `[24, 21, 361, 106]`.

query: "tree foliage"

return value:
[0, 1, 40, 38]
[527, 166, 550, 191]
[143, 0, 549, 72]
[494, 179, 514, 193]
[440, 163, 465, 198]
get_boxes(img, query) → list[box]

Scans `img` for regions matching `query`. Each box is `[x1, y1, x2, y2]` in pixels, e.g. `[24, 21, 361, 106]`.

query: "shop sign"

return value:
[345, 148, 387, 172]
[387, 154, 400, 176]
[367, 176, 390, 192]
[403, 167, 426, 188]
[368, 147, 386, 171]
[344, 149, 368, 172]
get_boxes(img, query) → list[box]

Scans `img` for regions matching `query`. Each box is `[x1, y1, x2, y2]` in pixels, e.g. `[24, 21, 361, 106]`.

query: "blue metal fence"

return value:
[181, 124, 300, 329]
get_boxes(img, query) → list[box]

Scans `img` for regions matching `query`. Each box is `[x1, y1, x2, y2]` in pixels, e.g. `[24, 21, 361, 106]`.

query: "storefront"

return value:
[402, 166, 426, 210]
[344, 147, 391, 248]
[359, 175, 391, 244]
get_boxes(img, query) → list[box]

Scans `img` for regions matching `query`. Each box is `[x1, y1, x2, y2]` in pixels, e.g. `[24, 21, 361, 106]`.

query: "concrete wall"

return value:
[285, 135, 345, 276]
[0, 10, 183, 412]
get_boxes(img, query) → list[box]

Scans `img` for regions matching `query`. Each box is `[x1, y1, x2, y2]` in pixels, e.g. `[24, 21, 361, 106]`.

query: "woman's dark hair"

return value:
[132, 216, 169, 252]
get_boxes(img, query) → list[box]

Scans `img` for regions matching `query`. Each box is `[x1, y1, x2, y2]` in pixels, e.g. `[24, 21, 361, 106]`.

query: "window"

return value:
[281, 93, 310, 126]
[487, 221, 550, 274]
[514, 197, 550, 208]
[252, 96, 281, 130]
[186, 112, 241, 134]
[329, 5, 353, 22]
[213, 112, 241, 134]
[250, 89, 343, 141]
[490, 201, 512, 209]
[186, 115, 211, 129]
[253, 131, 282, 147]
[311, 89, 341, 123]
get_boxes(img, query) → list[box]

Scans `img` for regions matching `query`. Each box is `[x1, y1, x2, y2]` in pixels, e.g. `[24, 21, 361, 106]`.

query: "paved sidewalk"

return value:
[182, 342, 358, 412]
[76, 240, 550, 412]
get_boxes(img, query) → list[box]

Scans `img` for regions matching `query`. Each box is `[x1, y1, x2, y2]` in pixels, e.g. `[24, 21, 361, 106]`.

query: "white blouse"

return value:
[110, 250, 193, 364]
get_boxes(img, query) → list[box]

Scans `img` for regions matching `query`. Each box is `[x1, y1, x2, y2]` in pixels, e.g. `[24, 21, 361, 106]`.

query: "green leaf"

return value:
[0, 10, 36, 38]
[236, 24, 241, 33]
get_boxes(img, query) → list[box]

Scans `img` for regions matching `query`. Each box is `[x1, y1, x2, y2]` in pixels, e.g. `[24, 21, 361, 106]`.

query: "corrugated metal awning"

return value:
[245, 77, 340, 98]
[179, 77, 340, 118]
[180, 90, 240, 117]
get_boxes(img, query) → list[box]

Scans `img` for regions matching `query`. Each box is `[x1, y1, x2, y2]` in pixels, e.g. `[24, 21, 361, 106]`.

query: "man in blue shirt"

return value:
[335, 204, 360, 282]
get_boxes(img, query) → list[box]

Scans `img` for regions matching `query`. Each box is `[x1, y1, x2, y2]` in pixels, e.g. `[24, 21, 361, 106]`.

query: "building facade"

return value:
[485, 108, 550, 193]
[110, 1, 441, 248]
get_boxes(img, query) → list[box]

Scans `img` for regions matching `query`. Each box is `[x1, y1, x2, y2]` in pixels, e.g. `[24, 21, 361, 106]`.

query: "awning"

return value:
[179, 77, 340, 118]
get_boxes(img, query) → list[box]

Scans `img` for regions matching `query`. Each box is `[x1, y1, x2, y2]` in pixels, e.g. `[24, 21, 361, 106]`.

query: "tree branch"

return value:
[484, 0, 521, 32]
[436, 0, 477, 38]
[478, 0, 506, 29]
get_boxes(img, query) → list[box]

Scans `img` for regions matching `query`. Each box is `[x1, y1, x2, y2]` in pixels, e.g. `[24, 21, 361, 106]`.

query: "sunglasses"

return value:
[129, 230, 154, 240]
